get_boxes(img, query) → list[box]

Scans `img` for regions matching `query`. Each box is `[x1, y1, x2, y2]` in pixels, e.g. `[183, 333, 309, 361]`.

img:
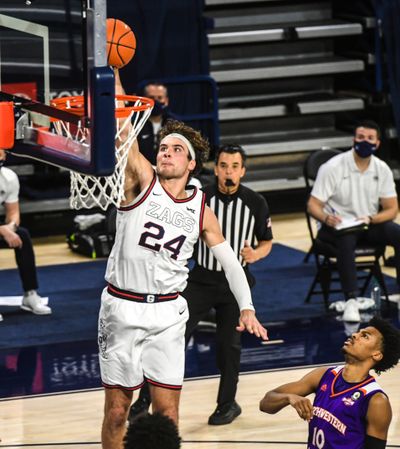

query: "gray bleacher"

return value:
[204, 0, 371, 192]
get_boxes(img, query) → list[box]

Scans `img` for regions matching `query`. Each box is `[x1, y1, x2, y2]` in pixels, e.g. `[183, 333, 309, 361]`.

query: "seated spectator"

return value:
[307, 120, 400, 322]
[124, 412, 181, 449]
[0, 149, 51, 321]
[137, 82, 172, 165]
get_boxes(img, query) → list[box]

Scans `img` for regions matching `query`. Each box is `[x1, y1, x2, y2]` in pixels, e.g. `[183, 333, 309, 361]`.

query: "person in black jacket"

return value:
[137, 82, 172, 165]
[129, 143, 273, 425]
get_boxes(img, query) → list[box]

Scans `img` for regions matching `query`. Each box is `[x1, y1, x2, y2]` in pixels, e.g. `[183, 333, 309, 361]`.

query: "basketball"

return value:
[106, 18, 136, 68]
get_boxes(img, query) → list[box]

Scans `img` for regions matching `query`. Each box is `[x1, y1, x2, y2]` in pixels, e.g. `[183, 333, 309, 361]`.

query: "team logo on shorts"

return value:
[98, 318, 108, 359]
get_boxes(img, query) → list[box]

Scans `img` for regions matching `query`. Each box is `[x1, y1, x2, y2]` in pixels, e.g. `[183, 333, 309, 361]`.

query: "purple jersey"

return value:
[308, 365, 384, 449]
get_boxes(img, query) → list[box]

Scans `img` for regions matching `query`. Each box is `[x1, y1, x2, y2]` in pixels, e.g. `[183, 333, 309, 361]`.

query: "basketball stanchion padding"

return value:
[0, 102, 15, 149]
[51, 95, 153, 210]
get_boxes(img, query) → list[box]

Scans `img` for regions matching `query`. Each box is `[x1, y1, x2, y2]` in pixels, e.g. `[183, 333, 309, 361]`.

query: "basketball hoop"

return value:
[51, 94, 153, 210]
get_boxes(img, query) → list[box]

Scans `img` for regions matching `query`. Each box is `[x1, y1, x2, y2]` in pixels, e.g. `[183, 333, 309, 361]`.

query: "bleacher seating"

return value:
[203, 0, 395, 193]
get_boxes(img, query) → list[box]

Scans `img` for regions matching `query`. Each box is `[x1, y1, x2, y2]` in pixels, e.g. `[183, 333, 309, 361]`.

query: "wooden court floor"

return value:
[0, 212, 399, 448]
[1, 366, 399, 448]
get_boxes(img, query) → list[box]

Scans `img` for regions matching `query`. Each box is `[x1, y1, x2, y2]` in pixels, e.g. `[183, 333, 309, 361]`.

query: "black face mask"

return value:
[150, 100, 167, 117]
[354, 140, 377, 158]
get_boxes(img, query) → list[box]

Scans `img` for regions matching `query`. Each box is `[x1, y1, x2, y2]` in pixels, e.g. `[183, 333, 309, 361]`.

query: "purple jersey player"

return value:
[259, 317, 400, 449]
[309, 365, 383, 448]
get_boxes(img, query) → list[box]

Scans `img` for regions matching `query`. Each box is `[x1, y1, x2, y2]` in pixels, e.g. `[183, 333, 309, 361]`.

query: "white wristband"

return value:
[210, 240, 255, 311]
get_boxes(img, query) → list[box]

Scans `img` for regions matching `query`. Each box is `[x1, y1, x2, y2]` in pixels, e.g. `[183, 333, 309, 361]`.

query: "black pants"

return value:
[183, 275, 241, 406]
[0, 226, 38, 292]
[136, 265, 248, 408]
[317, 221, 400, 297]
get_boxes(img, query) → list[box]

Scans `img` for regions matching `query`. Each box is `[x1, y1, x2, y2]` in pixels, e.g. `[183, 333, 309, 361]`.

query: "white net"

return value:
[52, 96, 152, 210]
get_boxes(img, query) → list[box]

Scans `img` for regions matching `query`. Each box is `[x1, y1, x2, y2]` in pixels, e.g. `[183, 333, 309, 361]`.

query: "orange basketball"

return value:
[106, 18, 136, 68]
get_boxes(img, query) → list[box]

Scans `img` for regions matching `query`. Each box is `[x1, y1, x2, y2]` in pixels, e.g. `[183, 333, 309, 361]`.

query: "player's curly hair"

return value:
[159, 119, 210, 175]
[369, 316, 400, 374]
[124, 412, 181, 449]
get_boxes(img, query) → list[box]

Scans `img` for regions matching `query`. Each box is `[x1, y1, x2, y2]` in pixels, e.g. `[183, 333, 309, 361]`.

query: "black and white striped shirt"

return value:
[195, 183, 272, 271]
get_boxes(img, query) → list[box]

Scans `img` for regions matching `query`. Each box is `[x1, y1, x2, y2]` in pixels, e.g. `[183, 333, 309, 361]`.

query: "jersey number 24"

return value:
[139, 221, 186, 260]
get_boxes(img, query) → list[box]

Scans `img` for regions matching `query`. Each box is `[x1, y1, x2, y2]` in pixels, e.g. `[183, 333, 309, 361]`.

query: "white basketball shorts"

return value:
[98, 286, 189, 390]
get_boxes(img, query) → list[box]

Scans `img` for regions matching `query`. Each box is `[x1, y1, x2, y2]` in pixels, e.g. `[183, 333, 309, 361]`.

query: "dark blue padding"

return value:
[137, 75, 220, 149]
[377, 0, 400, 137]
[90, 66, 116, 176]
[108, 0, 210, 90]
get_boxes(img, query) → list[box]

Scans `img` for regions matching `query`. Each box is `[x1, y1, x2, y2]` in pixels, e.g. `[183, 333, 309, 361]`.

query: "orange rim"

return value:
[50, 95, 154, 121]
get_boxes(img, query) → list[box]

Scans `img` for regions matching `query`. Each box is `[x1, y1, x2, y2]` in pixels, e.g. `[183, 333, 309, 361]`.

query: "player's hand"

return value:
[0, 226, 22, 249]
[288, 394, 314, 422]
[237, 309, 268, 340]
[240, 240, 258, 264]
[324, 214, 342, 228]
[357, 216, 371, 224]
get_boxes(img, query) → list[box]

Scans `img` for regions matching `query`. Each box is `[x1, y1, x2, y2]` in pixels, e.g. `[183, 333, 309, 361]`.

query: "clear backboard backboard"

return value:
[0, 0, 115, 175]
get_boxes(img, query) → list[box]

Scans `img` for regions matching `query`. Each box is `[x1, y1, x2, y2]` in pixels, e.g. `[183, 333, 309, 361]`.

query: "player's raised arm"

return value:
[201, 206, 268, 340]
[113, 68, 154, 204]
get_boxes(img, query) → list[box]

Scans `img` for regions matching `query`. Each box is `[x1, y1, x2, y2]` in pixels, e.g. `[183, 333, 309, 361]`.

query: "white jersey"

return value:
[0, 167, 19, 206]
[311, 150, 397, 219]
[105, 173, 205, 294]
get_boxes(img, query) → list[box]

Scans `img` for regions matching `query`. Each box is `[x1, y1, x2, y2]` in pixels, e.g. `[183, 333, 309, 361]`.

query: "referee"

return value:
[129, 144, 273, 425]
[185, 144, 273, 425]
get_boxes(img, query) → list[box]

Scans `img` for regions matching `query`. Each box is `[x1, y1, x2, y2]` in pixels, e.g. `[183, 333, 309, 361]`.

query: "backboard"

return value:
[0, 0, 115, 175]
